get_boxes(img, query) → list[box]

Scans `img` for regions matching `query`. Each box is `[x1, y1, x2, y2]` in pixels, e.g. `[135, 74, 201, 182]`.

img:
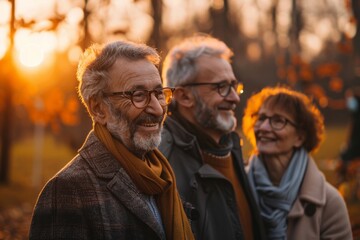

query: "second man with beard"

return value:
[159, 35, 266, 240]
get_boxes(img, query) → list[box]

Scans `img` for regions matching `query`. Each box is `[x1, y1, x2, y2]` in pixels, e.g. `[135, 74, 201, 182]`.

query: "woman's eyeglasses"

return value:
[252, 113, 297, 130]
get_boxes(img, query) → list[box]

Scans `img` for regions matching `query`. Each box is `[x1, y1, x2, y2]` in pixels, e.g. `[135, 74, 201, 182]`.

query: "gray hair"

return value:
[77, 40, 160, 114]
[162, 35, 233, 88]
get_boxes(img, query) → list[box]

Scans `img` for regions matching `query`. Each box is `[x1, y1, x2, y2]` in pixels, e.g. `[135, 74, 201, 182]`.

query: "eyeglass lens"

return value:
[132, 88, 173, 108]
[219, 82, 243, 97]
[255, 114, 288, 130]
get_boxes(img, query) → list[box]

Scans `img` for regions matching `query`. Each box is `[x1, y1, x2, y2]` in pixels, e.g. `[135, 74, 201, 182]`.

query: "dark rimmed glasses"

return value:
[252, 113, 297, 130]
[104, 87, 175, 109]
[181, 81, 243, 97]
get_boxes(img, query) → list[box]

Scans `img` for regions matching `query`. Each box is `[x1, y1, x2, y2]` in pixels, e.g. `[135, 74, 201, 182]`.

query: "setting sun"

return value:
[14, 29, 57, 68]
[18, 43, 44, 68]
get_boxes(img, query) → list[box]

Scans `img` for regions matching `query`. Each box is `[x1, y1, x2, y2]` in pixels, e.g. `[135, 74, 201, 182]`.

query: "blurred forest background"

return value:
[0, 0, 359, 239]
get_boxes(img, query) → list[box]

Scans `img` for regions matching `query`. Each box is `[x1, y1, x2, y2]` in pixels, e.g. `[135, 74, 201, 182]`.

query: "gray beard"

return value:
[106, 103, 163, 154]
[194, 94, 235, 133]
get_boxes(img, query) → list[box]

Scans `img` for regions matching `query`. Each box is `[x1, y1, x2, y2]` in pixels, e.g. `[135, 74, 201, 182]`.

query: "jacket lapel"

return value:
[107, 168, 165, 238]
[79, 131, 165, 239]
[288, 158, 326, 218]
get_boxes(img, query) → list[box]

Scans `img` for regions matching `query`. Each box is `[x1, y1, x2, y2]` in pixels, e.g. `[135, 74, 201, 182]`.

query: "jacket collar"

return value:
[288, 158, 326, 218]
[78, 131, 165, 239]
[78, 131, 121, 178]
[164, 117, 244, 180]
[164, 117, 199, 149]
[198, 164, 227, 179]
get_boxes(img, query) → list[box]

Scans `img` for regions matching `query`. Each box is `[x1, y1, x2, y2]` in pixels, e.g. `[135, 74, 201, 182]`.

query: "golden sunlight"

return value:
[0, 0, 10, 60]
[18, 43, 44, 68]
[14, 29, 57, 68]
[16, 0, 56, 22]
[0, 44, 7, 60]
[0, 28, 8, 60]
[300, 32, 323, 61]
[0, 0, 10, 24]
[67, 45, 83, 65]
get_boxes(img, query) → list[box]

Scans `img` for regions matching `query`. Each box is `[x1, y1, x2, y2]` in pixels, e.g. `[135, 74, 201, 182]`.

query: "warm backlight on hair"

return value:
[18, 44, 44, 67]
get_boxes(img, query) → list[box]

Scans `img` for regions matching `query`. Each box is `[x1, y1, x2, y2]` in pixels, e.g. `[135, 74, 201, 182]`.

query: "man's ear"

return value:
[173, 87, 195, 108]
[89, 97, 107, 125]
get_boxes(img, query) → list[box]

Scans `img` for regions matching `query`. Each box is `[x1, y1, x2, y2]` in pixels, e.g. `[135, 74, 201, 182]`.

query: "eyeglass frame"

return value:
[181, 80, 243, 97]
[103, 87, 175, 109]
[252, 113, 298, 130]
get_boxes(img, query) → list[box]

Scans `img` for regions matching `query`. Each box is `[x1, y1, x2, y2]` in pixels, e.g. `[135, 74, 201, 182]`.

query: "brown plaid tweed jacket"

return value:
[29, 131, 166, 240]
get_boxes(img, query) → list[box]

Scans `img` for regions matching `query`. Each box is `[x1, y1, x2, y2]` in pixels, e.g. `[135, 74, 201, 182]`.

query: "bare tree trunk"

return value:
[210, 0, 231, 44]
[0, 0, 15, 184]
[0, 64, 12, 184]
[271, 0, 279, 52]
[81, 0, 91, 50]
[352, 0, 360, 62]
[290, 0, 302, 55]
[149, 0, 163, 50]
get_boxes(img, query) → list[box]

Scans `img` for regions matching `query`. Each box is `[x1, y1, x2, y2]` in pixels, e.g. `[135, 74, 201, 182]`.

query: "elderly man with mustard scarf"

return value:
[29, 41, 194, 240]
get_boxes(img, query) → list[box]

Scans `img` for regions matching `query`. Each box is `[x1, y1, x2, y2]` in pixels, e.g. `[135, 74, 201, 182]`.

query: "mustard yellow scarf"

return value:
[94, 123, 194, 240]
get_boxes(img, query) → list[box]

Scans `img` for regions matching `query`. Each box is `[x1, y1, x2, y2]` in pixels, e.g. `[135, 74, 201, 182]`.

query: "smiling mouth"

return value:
[138, 122, 160, 131]
[218, 104, 236, 111]
[257, 136, 276, 142]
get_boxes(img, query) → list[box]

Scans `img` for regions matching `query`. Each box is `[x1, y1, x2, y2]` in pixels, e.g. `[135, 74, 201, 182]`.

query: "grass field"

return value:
[0, 135, 75, 207]
[0, 125, 359, 239]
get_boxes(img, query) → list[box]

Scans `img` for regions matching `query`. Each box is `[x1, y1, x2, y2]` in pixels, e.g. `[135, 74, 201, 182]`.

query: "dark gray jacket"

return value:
[159, 117, 266, 240]
[30, 131, 165, 240]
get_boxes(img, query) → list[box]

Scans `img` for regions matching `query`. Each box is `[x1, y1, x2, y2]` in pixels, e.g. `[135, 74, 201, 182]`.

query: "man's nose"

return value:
[225, 87, 240, 104]
[144, 93, 165, 116]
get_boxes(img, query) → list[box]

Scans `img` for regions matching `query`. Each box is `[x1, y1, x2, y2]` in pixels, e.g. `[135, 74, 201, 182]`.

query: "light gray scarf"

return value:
[247, 148, 308, 240]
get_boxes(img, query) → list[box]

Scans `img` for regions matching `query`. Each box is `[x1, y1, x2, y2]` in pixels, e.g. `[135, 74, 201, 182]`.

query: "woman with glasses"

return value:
[242, 86, 352, 240]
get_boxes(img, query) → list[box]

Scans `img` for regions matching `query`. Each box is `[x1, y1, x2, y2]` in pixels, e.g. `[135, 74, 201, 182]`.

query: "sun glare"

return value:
[0, 27, 9, 60]
[0, 1, 11, 24]
[14, 29, 57, 68]
[18, 44, 44, 68]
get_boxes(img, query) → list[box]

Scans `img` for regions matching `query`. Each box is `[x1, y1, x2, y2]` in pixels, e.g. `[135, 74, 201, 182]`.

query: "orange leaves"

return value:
[304, 83, 346, 109]
[305, 84, 327, 107]
[277, 54, 343, 83]
[276, 53, 346, 109]
[43, 89, 65, 118]
[20, 89, 79, 129]
[277, 54, 314, 83]
[286, 66, 298, 84]
[337, 40, 353, 54]
[315, 62, 342, 78]
[299, 67, 313, 82]
[291, 54, 305, 66]
[329, 77, 344, 92]
[277, 67, 287, 80]
[60, 97, 79, 125]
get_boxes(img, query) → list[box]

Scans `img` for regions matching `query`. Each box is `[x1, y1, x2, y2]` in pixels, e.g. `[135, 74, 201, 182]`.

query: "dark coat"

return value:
[29, 131, 165, 240]
[159, 117, 266, 240]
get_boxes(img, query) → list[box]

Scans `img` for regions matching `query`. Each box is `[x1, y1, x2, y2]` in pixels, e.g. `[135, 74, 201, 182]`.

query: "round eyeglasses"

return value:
[252, 113, 297, 130]
[104, 87, 175, 109]
[181, 81, 243, 97]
